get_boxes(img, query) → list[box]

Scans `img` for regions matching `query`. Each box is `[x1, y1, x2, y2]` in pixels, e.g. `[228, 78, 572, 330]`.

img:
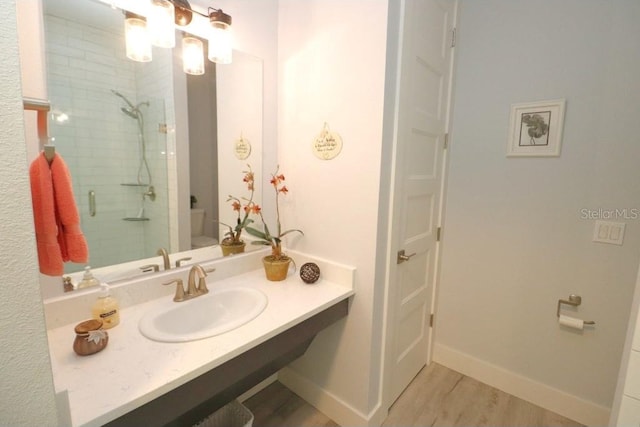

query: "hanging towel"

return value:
[29, 152, 88, 275]
[50, 153, 88, 264]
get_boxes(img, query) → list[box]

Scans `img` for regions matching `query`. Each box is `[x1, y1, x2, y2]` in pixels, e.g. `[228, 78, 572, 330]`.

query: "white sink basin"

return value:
[139, 287, 268, 343]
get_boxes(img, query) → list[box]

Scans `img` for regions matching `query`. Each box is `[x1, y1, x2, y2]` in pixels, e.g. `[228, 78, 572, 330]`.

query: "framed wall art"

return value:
[507, 99, 566, 157]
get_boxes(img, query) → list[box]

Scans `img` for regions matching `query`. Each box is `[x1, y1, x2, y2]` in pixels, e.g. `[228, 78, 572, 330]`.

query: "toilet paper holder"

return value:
[557, 294, 595, 325]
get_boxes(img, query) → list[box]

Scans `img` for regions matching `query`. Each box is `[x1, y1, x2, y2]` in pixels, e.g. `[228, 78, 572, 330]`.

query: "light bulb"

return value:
[182, 36, 205, 75]
[125, 15, 152, 62]
[148, 0, 175, 48]
[207, 25, 232, 64]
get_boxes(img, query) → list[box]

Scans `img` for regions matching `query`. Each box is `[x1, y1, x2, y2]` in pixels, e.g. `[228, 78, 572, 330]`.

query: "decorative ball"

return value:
[300, 262, 321, 284]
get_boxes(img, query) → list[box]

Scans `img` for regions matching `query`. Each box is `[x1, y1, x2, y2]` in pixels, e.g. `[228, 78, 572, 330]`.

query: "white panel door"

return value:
[387, 0, 455, 405]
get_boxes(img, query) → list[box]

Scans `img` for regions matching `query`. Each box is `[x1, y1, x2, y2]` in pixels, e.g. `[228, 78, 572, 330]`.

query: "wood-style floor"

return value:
[243, 363, 583, 427]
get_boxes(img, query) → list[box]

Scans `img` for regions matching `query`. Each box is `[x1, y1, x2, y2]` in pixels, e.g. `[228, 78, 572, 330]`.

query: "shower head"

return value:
[120, 107, 139, 119]
[111, 89, 135, 109]
[112, 89, 149, 120]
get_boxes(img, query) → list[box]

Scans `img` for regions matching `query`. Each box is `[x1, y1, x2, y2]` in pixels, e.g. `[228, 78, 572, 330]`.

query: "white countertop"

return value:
[47, 265, 354, 427]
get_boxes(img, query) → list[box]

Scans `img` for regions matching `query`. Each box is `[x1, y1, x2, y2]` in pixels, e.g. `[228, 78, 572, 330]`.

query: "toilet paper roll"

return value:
[559, 314, 584, 330]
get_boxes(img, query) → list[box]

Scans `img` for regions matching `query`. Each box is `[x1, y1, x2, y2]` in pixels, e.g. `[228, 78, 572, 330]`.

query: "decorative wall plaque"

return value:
[234, 134, 251, 160]
[312, 122, 342, 160]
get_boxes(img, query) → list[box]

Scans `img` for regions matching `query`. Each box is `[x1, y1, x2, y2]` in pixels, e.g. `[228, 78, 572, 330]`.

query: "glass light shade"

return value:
[182, 36, 205, 75]
[148, 0, 175, 48]
[125, 17, 152, 62]
[207, 25, 232, 64]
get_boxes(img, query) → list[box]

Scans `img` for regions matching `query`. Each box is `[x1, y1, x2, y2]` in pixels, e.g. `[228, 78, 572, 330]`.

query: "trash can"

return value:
[193, 400, 254, 427]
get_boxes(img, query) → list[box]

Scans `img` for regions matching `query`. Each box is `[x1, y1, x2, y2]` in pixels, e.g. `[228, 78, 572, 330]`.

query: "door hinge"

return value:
[436, 227, 442, 242]
[451, 28, 456, 48]
[429, 313, 434, 327]
[444, 133, 449, 150]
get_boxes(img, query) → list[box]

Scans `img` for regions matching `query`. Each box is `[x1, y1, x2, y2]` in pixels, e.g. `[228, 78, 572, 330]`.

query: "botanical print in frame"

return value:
[507, 99, 566, 157]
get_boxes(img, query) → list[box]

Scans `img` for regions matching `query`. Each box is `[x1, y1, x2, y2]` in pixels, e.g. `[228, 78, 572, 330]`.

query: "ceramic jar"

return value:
[73, 319, 108, 356]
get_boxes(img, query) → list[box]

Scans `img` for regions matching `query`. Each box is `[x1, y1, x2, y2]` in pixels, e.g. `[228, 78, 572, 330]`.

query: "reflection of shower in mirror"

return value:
[111, 89, 155, 201]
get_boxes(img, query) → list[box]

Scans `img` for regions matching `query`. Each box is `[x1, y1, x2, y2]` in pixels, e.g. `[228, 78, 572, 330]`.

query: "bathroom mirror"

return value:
[41, 0, 263, 288]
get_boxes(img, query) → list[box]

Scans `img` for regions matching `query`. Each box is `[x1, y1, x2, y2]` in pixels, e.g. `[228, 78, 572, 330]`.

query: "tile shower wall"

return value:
[44, 11, 171, 274]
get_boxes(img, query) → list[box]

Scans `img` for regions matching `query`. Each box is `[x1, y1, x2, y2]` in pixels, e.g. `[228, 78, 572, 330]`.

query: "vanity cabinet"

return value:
[105, 299, 348, 427]
[46, 252, 355, 427]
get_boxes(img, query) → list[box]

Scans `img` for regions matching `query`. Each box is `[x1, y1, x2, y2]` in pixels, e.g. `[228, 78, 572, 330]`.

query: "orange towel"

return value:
[29, 152, 88, 275]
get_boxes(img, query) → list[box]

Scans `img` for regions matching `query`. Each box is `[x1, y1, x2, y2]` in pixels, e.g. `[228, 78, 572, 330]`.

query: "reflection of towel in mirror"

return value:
[29, 152, 88, 275]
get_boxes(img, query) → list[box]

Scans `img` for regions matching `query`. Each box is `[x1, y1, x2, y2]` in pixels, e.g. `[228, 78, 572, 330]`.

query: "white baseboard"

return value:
[433, 343, 610, 427]
[279, 367, 387, 427]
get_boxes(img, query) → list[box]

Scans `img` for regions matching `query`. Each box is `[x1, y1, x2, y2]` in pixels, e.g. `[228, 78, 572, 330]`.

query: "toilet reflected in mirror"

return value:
[190, 208, 218, 249]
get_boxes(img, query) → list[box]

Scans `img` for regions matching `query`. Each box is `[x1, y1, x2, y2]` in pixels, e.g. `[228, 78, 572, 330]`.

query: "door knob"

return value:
[397, 249, 416, 264]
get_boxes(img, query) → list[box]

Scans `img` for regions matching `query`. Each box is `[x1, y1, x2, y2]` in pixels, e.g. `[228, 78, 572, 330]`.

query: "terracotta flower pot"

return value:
[221, 240, 246, 257]
[262, 255, 291, 281]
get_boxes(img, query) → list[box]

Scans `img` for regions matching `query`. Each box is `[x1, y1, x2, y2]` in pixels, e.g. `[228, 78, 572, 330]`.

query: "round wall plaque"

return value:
[234, 136, 251, 160]
[312, 123, 342, 160]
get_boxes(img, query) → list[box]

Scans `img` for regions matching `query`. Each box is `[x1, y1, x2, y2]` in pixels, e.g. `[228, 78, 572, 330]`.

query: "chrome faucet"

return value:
[162, 264, 214, 302]
[157, 248, 170, 270]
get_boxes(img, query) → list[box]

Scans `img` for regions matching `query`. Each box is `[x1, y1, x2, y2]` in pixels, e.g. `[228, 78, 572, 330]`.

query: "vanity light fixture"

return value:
[182, 35, 205, 75]
[123, 0, 233, 74]
[148, 0, 176, 48]
[124, 12, 152, 62]
[207, 8, 232, 64]
[172, 0, 194, 26]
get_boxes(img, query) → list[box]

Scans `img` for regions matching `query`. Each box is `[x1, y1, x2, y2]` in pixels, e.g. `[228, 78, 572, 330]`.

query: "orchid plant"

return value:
[246, 166, 303, 259]
[219, 165, 261, 245]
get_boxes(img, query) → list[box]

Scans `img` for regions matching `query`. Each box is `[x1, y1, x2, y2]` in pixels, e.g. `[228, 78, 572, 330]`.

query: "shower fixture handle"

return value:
[88, 190, 96, 217]
[144, 185, 156, 202]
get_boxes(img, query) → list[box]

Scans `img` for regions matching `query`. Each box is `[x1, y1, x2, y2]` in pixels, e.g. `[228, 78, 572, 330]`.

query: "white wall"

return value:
[435, 0, 640, 423]
[276, 1, 389, 424]
[0, 0, 59, 424]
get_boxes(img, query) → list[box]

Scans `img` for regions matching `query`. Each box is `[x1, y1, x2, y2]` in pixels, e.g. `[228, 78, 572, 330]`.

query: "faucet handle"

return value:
[198, 268, 216, 294]
[140, 264, 160, 273]
[175, 257, 192, 267]
[198, 277, 209, 294]
[163, 278, 185, 302]
[198, 268, 215, 294]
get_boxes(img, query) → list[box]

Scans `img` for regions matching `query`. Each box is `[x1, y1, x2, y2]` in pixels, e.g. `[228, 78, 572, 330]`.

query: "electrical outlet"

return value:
[593, 220, 625, 245]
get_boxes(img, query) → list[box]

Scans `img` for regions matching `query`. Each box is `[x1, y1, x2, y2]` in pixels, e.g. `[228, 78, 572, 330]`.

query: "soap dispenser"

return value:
[78, 266, 100, 289]
[92, 284, 120, 329]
